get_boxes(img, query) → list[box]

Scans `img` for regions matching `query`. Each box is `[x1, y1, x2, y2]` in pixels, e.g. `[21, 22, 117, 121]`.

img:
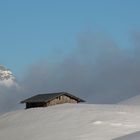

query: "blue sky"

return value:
[0, 0, 140, 78]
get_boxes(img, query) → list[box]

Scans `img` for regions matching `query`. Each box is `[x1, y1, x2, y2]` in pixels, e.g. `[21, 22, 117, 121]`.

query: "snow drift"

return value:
[1, 104, 140, 140]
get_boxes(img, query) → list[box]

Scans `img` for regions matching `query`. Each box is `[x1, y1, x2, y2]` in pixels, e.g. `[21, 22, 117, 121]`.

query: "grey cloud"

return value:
[1, 31, 140, 113]
[22, 31, 140, 104]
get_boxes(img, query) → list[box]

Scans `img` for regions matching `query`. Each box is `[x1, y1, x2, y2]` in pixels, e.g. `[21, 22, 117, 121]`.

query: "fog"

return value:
[1, 31, 140, 113]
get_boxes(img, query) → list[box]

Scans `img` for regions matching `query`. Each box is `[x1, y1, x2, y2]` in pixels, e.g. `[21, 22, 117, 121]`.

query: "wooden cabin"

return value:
[20, 92, 85, 109]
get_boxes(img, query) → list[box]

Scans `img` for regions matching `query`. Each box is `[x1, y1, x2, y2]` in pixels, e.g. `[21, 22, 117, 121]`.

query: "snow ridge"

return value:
[0, 104, 140, 140]
[119, 95, 140, 105]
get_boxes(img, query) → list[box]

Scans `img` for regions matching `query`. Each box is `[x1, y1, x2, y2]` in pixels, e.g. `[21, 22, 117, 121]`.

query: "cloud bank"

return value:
[1, 31, 140, 113]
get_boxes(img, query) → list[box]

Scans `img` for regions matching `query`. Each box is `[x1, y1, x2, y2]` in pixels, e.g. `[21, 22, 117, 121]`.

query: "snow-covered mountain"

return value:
[119, 95, 140, 105]
[0, 65, 16, 87]
[0, 104, 140, 140]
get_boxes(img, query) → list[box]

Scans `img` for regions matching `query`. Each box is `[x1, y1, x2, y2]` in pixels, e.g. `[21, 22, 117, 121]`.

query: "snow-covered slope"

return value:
[0, 104, 140, 140]
[0, 65, 16, 87]
[113, 131, 140, 140]
[119, 95, 140, 105]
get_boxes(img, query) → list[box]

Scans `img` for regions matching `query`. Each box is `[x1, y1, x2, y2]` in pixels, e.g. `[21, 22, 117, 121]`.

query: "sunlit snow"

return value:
[0, 104, 140, 140]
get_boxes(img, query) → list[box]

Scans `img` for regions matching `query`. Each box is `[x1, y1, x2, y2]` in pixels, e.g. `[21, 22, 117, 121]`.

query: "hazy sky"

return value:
[0, 0, 140, 77]
[1, 1, 140, 112]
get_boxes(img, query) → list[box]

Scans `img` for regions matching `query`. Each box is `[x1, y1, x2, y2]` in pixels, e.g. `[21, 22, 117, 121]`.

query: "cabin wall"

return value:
[46, 95, 78, 106]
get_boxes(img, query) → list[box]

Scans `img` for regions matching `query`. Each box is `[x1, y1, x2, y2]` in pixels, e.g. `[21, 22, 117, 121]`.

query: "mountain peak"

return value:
[0, 65, 16, 87]
[0, 65, 7, 71]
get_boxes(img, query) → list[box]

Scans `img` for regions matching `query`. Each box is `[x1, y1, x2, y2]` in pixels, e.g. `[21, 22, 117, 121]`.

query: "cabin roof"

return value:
[20, 92, 85, 103]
